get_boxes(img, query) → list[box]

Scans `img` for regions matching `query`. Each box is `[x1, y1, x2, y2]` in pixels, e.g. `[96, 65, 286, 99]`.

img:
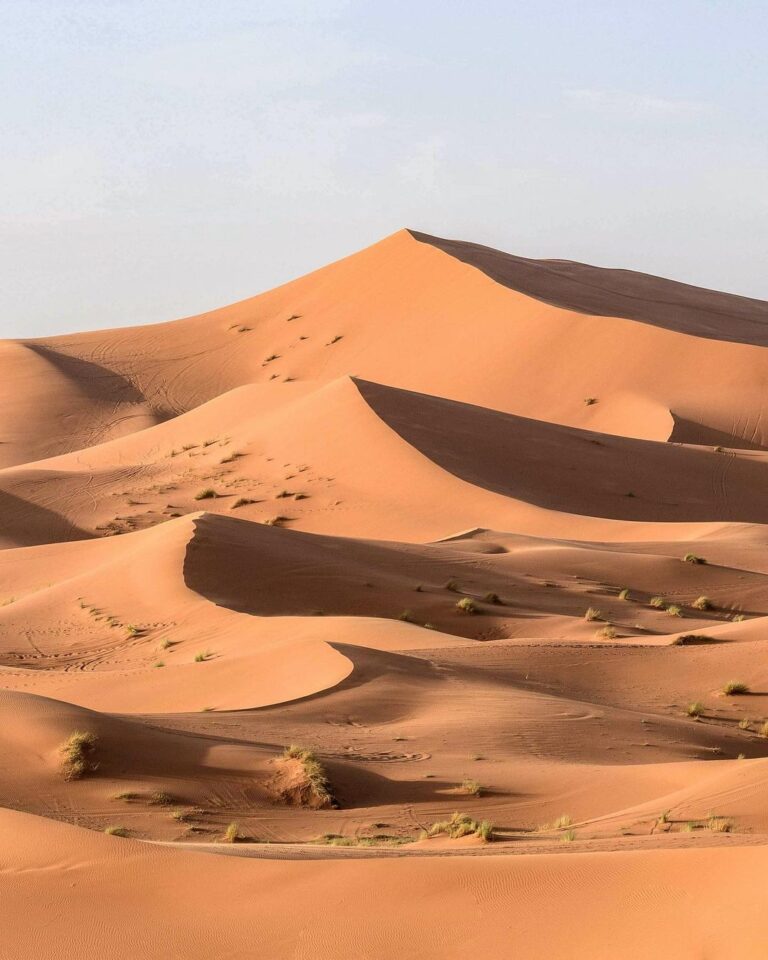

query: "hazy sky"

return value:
[2, 0, 767, 338]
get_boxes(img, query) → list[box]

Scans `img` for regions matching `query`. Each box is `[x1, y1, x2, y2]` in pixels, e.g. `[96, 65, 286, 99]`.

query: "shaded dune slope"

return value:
[6, 376, 768, 552]
[412, 229, 768, 345]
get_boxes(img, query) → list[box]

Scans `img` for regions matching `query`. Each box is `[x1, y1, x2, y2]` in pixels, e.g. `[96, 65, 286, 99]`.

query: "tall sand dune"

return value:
[2, 230, 768, 956]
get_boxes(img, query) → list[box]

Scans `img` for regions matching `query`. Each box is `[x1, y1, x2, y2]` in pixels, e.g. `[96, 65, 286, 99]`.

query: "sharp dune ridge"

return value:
[2, 230, 768, 958]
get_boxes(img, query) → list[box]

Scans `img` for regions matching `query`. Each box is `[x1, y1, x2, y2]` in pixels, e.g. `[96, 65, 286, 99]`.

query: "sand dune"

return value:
[7, 374, 768, 552]
[7, 230, 768, 471]
[2, 230, 768, 956]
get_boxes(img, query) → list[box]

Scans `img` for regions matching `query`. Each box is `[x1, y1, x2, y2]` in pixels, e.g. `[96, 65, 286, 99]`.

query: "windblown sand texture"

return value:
[2, 229, 768, 958]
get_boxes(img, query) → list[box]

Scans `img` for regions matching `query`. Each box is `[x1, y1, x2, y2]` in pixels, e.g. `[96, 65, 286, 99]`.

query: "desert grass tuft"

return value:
[686, 701, 705, 718]
[194, 488, 217, 500]
[584, 607, 601, 622]
[683, 553, 706, 564]
[223, 822, 241, 843]
[456, 597, 478, 614]
[148, 791, 175, 806]
[282, 745, 336, 807]
[60, 731, 98, 781]
[707, 816, 733, 833]
[722, 680, 749, 696]
[692, 596, 712, 611]
[460, 777, 482, 796]
[597, 624, 616, 639]
[104, 825, 129, 837]
[424, 812, 493, 842]
[618, 588, 630, 601]
[649, 596, 666, 609]
[672, 634, 715, 646]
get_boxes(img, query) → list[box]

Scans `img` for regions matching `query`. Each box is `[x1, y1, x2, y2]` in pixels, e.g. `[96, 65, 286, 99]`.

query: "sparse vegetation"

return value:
[456, 597, 478, 614]
[314, 833, 413, 847]
[398, 610, 416, 623]
[584, 607, 601, 622]
[732, 614, 746, 622]
[738, 718, 752, 731]
[483, 592, 501, 604]
[113, 791, 140, 801]
[666, 604, 683, 617]
[583, 397, 597, 405]
[649, 596, 666, 608]
[708, 816, 733, 833]
[539, 814, 572, 831]
[722, 681, 749, 696]
[460, 778, 482, 796]
[153, 660, 165, 668]
[194, 488, 217, 500]
[282, 745, 336, 808]
[683, 553, 706, 564]
[618, 588, 630, 601]
[231, 498, 257, 509]
[760, 721, 768, 738]
[561, 829, 576, 842]
[686, 701, 705, 718]
[149, 791, 175, 806]
[159, 637, 172, 650]
[60, 731, 98, 781]
[104, 825, 128, 837]
[422, 812, 493, 842]
[445, 579, 459, 592]
[672, 634, 715, 646]
[223, 822, 241, 843]
[597, 624, 616, 639]
[194, 650, 213, 662]
[692, 596, 712, 611]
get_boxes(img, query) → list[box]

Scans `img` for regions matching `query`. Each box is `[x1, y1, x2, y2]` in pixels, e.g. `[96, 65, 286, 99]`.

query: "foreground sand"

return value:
[3, 810, 767, 959]
[2, 229, 768, 957]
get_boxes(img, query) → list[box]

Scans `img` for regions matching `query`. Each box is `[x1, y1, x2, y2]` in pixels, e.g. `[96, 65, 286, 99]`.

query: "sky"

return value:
[2, 0, 767, 338]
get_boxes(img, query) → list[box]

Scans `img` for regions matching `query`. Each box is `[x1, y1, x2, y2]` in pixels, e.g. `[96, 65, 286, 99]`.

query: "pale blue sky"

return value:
[2, 0, 767, 337]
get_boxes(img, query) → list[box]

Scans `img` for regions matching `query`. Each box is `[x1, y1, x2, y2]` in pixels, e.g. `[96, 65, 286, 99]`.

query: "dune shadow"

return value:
[0, 486, 91, 547]
[412, 231, 768, 347]
[353, 378, 768, 524]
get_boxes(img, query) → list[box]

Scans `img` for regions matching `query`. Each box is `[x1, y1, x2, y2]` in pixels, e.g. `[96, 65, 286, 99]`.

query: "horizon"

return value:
[2, 1, 768, 338]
